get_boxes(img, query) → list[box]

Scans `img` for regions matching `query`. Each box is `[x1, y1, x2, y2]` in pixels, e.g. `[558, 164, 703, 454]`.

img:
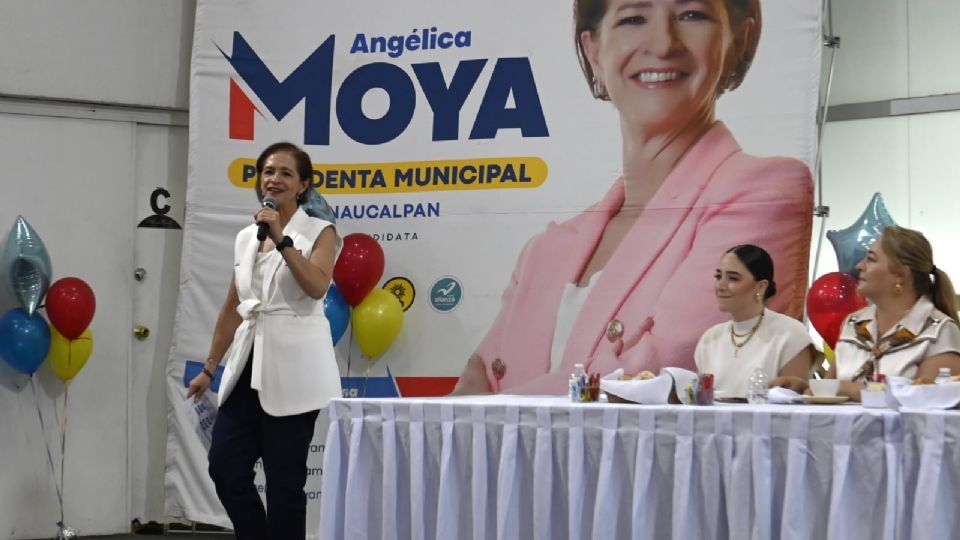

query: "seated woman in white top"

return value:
[695, 245, 816, 397]
[828, 226, 960, 401]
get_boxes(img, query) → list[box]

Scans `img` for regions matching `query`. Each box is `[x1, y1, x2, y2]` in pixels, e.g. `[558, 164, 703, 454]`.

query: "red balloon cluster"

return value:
[331, 233, 406, 360]
[46, 277, 97, 340]
[806, 272, 867, 349]
[333, 234, 385, 306]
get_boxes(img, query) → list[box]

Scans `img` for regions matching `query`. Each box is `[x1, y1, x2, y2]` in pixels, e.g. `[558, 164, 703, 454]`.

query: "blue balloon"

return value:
[324, 284, 350, 345]
[0, 308, 51, 375]
[826, 192, 898, 278]
[2, 216, 52, 315]
[301, 189, 337, 224]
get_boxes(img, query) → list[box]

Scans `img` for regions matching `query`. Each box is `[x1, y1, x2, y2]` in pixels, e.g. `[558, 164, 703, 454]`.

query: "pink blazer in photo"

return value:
[473, 122, 814, 394]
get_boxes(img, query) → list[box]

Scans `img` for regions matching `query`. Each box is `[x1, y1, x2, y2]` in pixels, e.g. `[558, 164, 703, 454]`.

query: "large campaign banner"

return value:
[166, 0, 821, 530]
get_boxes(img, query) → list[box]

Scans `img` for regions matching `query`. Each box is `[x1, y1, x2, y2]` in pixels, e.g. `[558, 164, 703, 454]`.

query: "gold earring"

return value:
[755, 292, 762, 303]
[894, 283, 903, 296]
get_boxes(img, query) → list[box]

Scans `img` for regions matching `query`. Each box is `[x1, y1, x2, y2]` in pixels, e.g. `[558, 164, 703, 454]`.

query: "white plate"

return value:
[802, 395, 850, 405]
[713, 389, 747, 403]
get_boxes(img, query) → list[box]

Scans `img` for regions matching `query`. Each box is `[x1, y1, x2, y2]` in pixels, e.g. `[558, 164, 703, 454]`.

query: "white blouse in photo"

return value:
[695, 308, 813, 397]
[549, 272, 602, 373]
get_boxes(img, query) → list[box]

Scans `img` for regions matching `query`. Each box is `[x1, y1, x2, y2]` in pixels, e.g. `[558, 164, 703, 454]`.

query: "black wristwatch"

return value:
[276, 235, 294, 252]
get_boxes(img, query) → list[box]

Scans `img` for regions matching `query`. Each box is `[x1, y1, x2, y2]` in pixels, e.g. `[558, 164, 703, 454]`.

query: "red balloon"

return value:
[45, 277, 96, 340]
[806, 272, 867, 349]
[333, 234, 385, 306]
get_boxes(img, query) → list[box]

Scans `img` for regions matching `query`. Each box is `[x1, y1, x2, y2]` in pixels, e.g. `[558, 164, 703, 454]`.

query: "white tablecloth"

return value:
[900, 409, 960, 539]
[318, 395, 910, 540]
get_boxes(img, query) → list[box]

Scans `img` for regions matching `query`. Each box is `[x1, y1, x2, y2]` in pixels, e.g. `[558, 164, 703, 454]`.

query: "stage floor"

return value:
[86, 531, 237, 540]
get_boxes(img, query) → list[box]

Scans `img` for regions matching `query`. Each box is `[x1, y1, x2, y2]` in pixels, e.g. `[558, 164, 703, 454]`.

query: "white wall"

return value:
[0, 0, 193, 109]
[826, 0, 960, 105]
[0, 1, 193, 537]
[813, 0, 960, 295]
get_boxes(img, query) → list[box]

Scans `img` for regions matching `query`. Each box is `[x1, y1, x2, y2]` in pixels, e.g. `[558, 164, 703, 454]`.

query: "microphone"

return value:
[256, 196, 277, 242]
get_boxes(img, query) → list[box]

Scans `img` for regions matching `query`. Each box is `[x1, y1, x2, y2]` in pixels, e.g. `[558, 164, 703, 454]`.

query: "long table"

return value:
[900, 409, 960, 539]
[318, 395, 958, 540]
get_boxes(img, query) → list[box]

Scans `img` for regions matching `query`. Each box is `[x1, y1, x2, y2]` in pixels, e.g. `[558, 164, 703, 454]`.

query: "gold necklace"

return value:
[729, 310, 765, 357]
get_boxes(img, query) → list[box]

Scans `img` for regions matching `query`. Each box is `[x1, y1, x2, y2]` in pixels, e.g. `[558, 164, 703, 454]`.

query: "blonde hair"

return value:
[881, 226, 958, 321]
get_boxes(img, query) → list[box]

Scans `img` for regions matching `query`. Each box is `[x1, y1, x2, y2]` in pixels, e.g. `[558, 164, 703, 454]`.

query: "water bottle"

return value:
[935, 367, 952, 385]
[747, 368, 769, 404]
[571, 363, 586, 402]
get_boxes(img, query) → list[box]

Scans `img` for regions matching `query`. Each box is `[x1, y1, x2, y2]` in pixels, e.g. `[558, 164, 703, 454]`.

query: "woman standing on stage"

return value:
[187, 141, 341, 539]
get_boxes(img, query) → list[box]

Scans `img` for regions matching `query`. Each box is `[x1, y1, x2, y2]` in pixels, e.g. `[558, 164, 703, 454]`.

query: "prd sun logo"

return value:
[383, 277, 415, 311]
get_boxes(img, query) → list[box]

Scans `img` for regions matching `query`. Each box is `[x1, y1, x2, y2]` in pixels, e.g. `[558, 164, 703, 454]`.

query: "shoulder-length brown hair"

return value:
[574, 0, 762, 100]
[254, 141, 315, 205]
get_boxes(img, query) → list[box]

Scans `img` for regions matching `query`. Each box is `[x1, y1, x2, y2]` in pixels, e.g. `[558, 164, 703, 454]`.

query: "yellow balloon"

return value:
[351, 289, 403, 359]
[46, 327, 94, 382]
[823, 341, 835, 363]
[815, 340, 835, 377]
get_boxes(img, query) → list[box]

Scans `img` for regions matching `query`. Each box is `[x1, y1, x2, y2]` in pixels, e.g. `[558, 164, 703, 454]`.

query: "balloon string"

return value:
[363, 360, 370, 398]
[384, 357, 396, 397]
[51, 380, 61, 431]
[60, 383, 68, 524]
[346, 324, 354, 376]
[30, 378, 64, 516]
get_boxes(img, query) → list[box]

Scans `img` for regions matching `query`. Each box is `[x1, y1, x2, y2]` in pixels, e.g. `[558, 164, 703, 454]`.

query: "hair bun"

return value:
[765, 281, 777, 299]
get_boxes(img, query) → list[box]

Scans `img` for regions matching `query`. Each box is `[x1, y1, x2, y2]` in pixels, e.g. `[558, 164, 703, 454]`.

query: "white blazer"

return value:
[217, 208, 342, 416]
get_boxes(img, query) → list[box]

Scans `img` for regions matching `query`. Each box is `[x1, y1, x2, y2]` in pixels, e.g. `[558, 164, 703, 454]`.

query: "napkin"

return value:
[891, 380, 960, 409]
[767, 386, 803, 404]
[661, 367, 698, 404]
[603, 368, 625, 380]
[600, 369, 673, 404]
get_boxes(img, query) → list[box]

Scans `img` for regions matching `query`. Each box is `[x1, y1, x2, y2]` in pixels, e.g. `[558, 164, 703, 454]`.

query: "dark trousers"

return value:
[208, 358, 320, 540]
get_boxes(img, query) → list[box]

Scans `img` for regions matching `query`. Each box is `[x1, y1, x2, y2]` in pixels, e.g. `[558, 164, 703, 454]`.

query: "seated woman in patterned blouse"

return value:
[828, 226, 960, 401]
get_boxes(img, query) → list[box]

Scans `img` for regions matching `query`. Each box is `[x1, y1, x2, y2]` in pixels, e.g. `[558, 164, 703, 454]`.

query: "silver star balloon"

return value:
[2, 216, 52, 315]
[826, 192, 897, 278]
